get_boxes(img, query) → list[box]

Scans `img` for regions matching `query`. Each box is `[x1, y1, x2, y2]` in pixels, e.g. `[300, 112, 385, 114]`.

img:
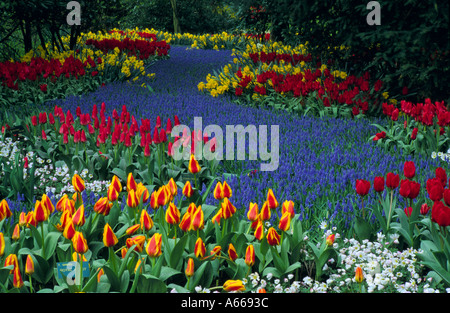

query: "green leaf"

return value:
[169, 235, 188, 270]
[354, 216, 373, 241]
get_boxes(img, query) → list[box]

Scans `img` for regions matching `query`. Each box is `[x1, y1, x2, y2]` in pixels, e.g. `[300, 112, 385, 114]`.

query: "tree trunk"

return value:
[20, 19, 33, 53]
[169, 0, 181, 33]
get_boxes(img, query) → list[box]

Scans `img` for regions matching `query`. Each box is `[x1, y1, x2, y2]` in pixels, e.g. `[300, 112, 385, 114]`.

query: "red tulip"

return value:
[355, 179, 371, 197]
[403, 161, 416, 179]
[427, 178, 444, 202]
[386, 172, 400, 190]
[431, 201, 450, 227]
[436, 167, 447, 188]
[404, 207, 413, 217]
[373, 176, 385, 193]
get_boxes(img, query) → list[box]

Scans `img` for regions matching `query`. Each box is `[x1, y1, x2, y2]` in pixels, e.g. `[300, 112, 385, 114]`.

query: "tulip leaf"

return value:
[120, 270, 130, 293]
[137, 274, 167, 293]
[354, 216, 373, 241]
[170, 234, 188, 270]
[44, 231, 62, 261]
[159, 266, 181, 282]
[189, 261, 212, 292]
[270, 246, 287, 274]
[102, 264, 121, 291]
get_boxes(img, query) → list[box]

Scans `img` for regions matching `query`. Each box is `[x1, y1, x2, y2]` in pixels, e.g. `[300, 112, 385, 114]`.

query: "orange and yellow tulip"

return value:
[194, 237, 206, 258]
[126, 235, 146, 252]
[220, 198, 236, 220]
[281, 200, 295, 218]
[223, 280, 245, 292]
[266, 227, 280, 246]
[266, 189, 278, 209]
[110, 175, 122, 193]
[0, 233, 5, 256]
[247, 202, 259, 221]
[33, 200, 49, 224]
[355, 266, 364, 283]
[137, 183, 150, 203]
[191, 205, 204, 231]
[185, 257, 195, 278]
[103, 223, 118, 248]
[107, 184, 119, 202]
[167, 178, 178, 197]
[245, 244, 255, 266]
[72, 204, 86, 227]
[72, 173, 85, 193]
[146, 233, 162, 258]
[254, 220, 264, 241]
[4, 254, 18, 273]
[188, 154, 201, 174]
[0, 199, 12, 221]
[140, 209, 154, 231]
[93, 197, 113, 216]
[41, 193, 55, 214]
[165, 202, 180, 225]
[125, 224, 140, 236]
[126, 173, 137, 192]
[127, 189, 139, 208]
[210, 246, 221, 260]
[12, 224, 20, 241]
[63, 218, 76, 240]
[72, 231, 89, 254]
[25, 255, 34, 276]
[228, 243, 238, 262]
[326, 234, 335, 246]
[182, 181, 194, 197]
[13, 267, 24, 288]
[179, 211, 193, 232]
[278, 211, 291, 232]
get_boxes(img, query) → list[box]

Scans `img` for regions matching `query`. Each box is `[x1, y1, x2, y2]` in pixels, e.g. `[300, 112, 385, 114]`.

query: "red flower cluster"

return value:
[427, 167, 450, 227]
[0, 55, 98, 91]
[248, 51, 312, 66]
[85, 37, 170, 59]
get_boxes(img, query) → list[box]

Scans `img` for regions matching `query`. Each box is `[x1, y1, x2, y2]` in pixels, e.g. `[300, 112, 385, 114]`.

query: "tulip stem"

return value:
[40, 222, 45, 259]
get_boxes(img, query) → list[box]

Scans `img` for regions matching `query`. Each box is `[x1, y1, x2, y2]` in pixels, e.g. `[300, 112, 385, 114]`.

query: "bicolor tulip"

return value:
[12, 224, 20, 241]
[72, 204, 86, 226]
[25, 255, 34, 276]
[157, 185, 171, 207]
[72, 252, 87, 262]
[191, 205, 204, 231]
[326, 234, 335, 246]
[165, 202, 180, 225]
[355, 266, 364, 283]
[140, 209, 154, 231]
[103, 223, 118, 247]
[179, 211, 193, 232]
[110, 175, 122, 193]
[254, 220, 264, 241]
[4, 254, 18, 273]
[134, 258, 144, 274]
[210, 246, 222, 260]
[0, 233, 4, 256]
[127, 172, 137, 192]
[211, 208, 222, 225]
[266, 227, 280, 246]
[0, 199, 11, 221]
[245, 244, 255, 266]
[194, 237, 206, 258]
[220, 198, 236, 220]
[167, 178, 178, 197]
[19, 212, 27, 227]
[227, 243, 238, 262]
[72, 231, 89, 254]
[266, 189, 278, 209]
[260, 201, 271, 221]
[278, 211, 291, 232]
[127, 189, 139, 208]
[213, 181, 232, 200]
[223, 280, 245, 292]
[56, 195, 75, 214]
[185, 258, 195, 278]
[94, 197, 113, 216]
[126, 235, 146, 252]
[247, 202, 259, 221]
[41, 194, 55, 214]
[281, 200, 295, 218]
[146, 233, 162, 258]
[107, 184, 119, 202]
[125, 224, 140, 236]
[33, 200, 49, 224]
[137, 183, 150, 203]
[13, 267, 24, 288]
[188, 154, 201, 174]
[72, 174, 85, 193]
[182, 181, 194, 197]
[63, 218, 76, 240]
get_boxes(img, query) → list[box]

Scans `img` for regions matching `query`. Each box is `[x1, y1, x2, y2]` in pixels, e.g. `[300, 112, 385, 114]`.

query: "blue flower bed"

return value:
[43, 46, 441, 235]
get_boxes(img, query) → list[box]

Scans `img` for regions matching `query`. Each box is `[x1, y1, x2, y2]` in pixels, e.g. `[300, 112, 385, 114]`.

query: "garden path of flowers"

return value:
[1, 40, 449, 293]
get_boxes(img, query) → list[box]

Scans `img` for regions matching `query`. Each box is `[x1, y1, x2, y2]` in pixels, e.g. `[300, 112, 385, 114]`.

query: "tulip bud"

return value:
[228, 243, 238, 262]
[103, 223, 118, 248]
[182, 181, 194, 197]
[278, 211, 291, 232]
[25, 255, 34, 276]
[72, 231, 89, 254]
[266, 227, 280, 246]
[326, 234, 335, 246]
[146, 233, 162, 258]
[12, 224, 20, 241]
[72, 174, 85, 193]
[140, 209, 154, 231]
[194, 237, 206, 258]
[266, 189, 278, 209]
[245, 244, 255, 266]
[188, 154, 201, 174]
[223, 280, 245, 292]
[185, 258, 195, 278]
[355, 266, 364, 283]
